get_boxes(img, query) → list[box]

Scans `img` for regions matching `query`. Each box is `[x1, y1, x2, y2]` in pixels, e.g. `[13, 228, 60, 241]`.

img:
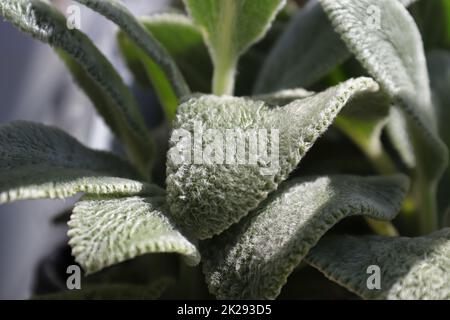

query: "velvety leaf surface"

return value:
[68, 194, 201, 274]
[184, 0, 286, 94]
[254, 0, 416, 94]
[319, 0, 448, 232]
[167, 77, 381, 239]
[0, 122, 156, 203]
[256, 86, 393, 173]
[202, 174, 409, 299]
[306, 228, 450, 300]
[0, 0, 154, 171]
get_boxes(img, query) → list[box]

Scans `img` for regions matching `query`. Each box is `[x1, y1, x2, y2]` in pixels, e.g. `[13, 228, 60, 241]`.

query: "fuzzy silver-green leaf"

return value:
[202, 174, 409, 299]
[254, 0, 415, 94]
[167, 77, 381, 239]
[0, 0, 153, 173]
[0, 121, 158, 203]
[319, 0, 448, 233]
[68, 194, 200, 274]
[306, 228, 450, 300]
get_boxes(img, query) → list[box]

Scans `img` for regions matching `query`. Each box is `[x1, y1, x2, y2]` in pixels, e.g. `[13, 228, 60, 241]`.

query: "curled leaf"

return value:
[202, 174, 409, 299]
[69, 195, 200, 274]
[167, 77, 381, 239]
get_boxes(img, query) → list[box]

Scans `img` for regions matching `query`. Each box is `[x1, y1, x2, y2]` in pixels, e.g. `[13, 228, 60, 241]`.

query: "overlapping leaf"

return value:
[0, 122, 158, 203]
[254, 0, 416, 94]
[0, 0, 153, 172]
[256, 86, 394, 173]
[202, 175, 409, 299]
[68, 194, 201, 274]
[306, 228, 450, 299]
[184, 0, 286, 95]
[319, 0, 448, 233]
[167, 77, 383, 239]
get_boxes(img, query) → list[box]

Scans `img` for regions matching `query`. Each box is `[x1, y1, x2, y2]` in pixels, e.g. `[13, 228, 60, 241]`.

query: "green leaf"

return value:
[253, 0, 416, 94]
[167, 77, 383, 239]
[0, 122, 160, 204]
[68, 194, 201, 274]
[74, 0, 190, 99]
[117, 13, 212, 119]
[254, 2, 350, 94]
[319, 0, 449, 233]
[410, 0, 450, 51]
[306, 228, 450, 300]
[35, 278, 174, 300]
[334, 96, 397, 174]
[0, 0, 154, 174]
[202, 174, 409, 299]
[184, 0, 286, 95]
[255, 87, 399, 235]
[141, 13, 213, 93]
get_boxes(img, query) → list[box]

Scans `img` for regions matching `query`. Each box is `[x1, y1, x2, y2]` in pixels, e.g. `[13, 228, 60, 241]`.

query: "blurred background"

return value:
[0, 0, 170, 299]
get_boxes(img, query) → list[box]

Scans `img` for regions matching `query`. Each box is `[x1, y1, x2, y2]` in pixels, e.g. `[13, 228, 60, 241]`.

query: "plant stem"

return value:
[365, 218, 399, 236]
[335, 117, 399, 236]
[413, 174, 439, 235]
[212, 59, 236, 96]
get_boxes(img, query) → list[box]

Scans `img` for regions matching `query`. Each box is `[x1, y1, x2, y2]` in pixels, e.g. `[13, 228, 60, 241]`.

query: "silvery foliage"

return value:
[0, 0, 449, 299]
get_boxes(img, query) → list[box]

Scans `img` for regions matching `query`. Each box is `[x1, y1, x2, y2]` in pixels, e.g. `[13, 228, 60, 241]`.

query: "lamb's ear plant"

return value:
[1, 0, 449, 300]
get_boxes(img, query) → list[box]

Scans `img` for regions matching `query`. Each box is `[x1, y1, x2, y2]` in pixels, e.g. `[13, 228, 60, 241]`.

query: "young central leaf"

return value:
[166, 77, 381, 239]
[184, 0, 286, 95]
